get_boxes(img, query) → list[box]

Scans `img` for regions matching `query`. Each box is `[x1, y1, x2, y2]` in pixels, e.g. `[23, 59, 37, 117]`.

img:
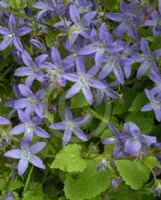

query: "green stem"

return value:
[87, 106, 109, 123]
[0, 6, 55, 29]
[23, 166, 34, 195]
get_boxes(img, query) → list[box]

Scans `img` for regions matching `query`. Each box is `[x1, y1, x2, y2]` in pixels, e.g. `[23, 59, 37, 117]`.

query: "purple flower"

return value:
[55, 4, 96, 47]
[30, 38, 46, 51]
[103, 121, 156, 157]
[144, 0, 161, 36]
[42, 46, 69, 87]
[103, 123, 125, 158]
[0, 14, 31, 51]
[14, 51, 48, 88]
[98, 52, 134, 84]
[62, 59, 106, 104]
[107, 0, 142, 40]
[111, 177, 121, 189]
[49, 106, 90, 146]
[135, 38, 161, 79]
[141, 89, 161, 122]
[123, 121, 156, 156]
[4, 139, 46, 176]
[9, 110, 49, 142]
[5, 192, 12, 200]
[78, 23, 124, 66]
[96, 81, 120, 105]
[14, 84, 45, 118]
[32, 0, 55, 20]
[0, 116, 10, 125]
[148, 70, 161, 94]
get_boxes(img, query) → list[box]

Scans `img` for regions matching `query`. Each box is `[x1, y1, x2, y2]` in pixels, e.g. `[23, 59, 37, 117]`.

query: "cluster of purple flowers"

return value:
[103, 121, 156, 157]
[0, 0, 161, 178]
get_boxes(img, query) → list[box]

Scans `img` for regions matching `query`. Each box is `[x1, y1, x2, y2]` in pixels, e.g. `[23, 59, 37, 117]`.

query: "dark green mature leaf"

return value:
[22, 183, 44, 200]
[10, 180, 24, 190]
[115, 160, 150, 190]
[129, 92, 147, 111]
[113, 87, 135, 115]
[70, 93, 88, 109]
[64, 160, 111, 200]
[50, 144, 86, 172]
[126, 111, 154, 133]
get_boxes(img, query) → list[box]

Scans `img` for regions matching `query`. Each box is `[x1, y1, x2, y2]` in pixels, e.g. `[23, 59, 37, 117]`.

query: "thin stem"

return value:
[0, 6, 55, 29]
[23, 165, 34, 195]
[87, 106, 109, 123]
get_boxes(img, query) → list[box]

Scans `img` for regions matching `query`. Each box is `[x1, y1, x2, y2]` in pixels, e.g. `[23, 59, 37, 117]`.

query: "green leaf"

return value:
[0, 179, 6, 191]
[50, 144, 86, 173]
[115, 160, 150, 190]
[45, 30, 56, 48]
[129, 92, 147, 111]
[10, 180, 24, 190]
[113, 87, 135, 115]
[70, 93, 88, 109]
[64, 160, 111, 200]
[8, 0, 26, 9]
[108, 183, 155, 200]
[125, 111, 154, 133]
[22, 183, 44, 200]
[143, 156, 161, 170]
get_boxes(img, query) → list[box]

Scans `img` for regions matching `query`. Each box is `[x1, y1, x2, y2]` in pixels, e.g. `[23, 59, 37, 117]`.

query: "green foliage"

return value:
[22, 183, 44, 200]
[115, 160, 150, 190]
[70, 93, 88, 109]
[8, 0, 27, 9]
[64, 160, 111, 200]
[129, 92, 147, 111]
[126, 111, 154, 133]
[50, 144, 86, 173]
[112, 87, 135, 115]
[108, 183, 155, 200]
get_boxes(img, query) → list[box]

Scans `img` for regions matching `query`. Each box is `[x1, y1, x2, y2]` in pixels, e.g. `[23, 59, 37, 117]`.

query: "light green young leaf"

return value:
[115, 160, 150, 190]
[64, 160, 111, 200]
[50, 144, 86, 172]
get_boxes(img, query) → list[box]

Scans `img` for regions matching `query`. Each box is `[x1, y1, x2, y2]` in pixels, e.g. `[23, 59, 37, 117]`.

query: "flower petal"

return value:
[4, 149, 21, 159]
[17, 159, 29, 176]
[73, 127, 88, 141]
[30, 142, 46, 154]
[30, 155, 46, 169]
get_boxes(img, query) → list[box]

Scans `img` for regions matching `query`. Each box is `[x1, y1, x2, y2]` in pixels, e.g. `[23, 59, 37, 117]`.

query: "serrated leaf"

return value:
[115, 160, 150, 190]
[50, 144, 86, 172]
[129, 92, 147, 111]
[64, 160, 111, 200]
[70, 93, 88, 109]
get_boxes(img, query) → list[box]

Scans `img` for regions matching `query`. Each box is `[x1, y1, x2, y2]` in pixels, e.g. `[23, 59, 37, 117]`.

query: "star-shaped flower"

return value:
[49, 106, 90, 146]
[4, 139, 46, 176]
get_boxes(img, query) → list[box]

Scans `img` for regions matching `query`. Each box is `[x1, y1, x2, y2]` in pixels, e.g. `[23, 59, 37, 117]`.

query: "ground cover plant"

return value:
[1, 0, 161, 199]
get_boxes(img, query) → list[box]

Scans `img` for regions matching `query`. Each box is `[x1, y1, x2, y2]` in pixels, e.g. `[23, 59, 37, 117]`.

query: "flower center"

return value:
[151, 100, 161, 109]
[66, 120, 74, 131]
[78, 75, 89, 87]
[21, 150, 31, 159]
